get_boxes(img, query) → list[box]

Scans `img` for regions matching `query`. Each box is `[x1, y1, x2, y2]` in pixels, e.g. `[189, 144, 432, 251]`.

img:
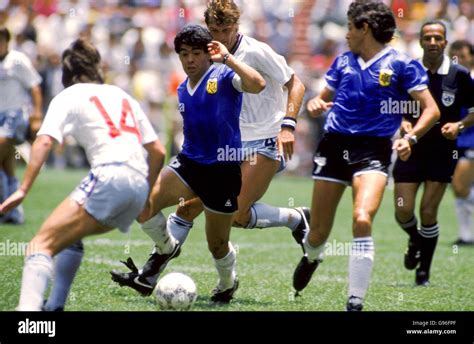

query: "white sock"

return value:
[44, 241, 84, 311]
[141, 212, 176, 254]
[248, 203, 301, 230]
[17, 253, 54, 311]
[167, 213, 193, 244]
[348, 237, 374, 301]
[455, 198, 474, 241]
[214, 244, 236, 290]
[303, 237, 325, 263]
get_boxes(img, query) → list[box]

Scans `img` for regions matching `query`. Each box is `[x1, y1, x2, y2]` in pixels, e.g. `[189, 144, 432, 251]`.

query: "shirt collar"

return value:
[420, 55, 450, 75]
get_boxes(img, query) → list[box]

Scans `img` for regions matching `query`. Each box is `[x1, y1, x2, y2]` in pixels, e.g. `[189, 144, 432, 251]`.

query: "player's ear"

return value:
[362, 22, 370, 35]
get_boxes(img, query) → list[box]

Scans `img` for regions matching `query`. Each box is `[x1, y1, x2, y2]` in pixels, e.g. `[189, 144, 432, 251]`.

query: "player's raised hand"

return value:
[208, 41, 230, 63]
[393, 138, 411, 161]
[307, 97, 333, 117]
[0, 189, 26, 214]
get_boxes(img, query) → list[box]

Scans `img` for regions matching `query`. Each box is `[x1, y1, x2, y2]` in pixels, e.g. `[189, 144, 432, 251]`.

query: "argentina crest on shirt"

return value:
[206, 78, 218, 94]
[379, 68, 393, 87]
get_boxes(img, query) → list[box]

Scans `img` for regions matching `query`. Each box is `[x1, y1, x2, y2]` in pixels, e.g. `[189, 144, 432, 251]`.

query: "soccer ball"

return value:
[154, 272, 197, 310]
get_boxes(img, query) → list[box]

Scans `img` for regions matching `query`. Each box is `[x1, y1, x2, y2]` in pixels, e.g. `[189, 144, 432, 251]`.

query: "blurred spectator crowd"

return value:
[1, 0, 473, 174]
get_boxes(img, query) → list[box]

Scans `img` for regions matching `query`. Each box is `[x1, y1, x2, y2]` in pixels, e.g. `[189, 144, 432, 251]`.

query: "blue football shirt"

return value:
[178, 64, 242, 164]
[325, 46, 428, 137]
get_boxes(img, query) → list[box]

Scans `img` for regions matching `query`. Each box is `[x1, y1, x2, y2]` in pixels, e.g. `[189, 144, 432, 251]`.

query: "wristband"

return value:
[222, 53, 230, 65]
[403, 134, 417, 146]
[281, 116, 297, 130]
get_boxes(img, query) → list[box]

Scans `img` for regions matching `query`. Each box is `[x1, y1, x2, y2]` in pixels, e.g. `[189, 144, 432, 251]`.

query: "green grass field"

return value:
[0, 167, 473, 311]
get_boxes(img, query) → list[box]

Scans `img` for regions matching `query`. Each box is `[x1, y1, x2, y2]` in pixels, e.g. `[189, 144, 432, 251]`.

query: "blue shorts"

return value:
[0, 108, 29, 144]
[70, 163, 148, 233]
[242, 137, 286, 173]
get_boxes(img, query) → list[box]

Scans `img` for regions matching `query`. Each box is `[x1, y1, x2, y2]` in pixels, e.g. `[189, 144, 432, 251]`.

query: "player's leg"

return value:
[452, 158, 474, 244]
[204, 209, 238, 303]
[110, 167, 195, 293]
[17, 197, 113, 311]
[172, 197, 203, 245]
[0, 138, 24, 224]
[1, 108, 29, 224]
[293, 180, 345, 293]
[293, 133, 349, 293]
[416, 181, 448, 286]
[43, 240, 84, 311]
[394, 182, 422, 269]
[345, 172, 386, 311]
[3, 145, 24, 224]
[234, 145, 309, 246]
[0, 138, 10, 205]
[139, 167, 195, 253]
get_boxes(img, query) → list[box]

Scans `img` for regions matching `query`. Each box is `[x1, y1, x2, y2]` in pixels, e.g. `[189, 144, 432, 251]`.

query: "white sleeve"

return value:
[253, 42, 294, 86]
[36, 94, 69, 144]
[16, 52, 42, 89]
[132, 100, 158, 145]
[232, 73, 243, 92]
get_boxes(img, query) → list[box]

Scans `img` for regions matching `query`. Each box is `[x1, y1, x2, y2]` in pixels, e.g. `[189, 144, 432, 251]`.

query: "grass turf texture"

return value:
[0, 167, 473, 311]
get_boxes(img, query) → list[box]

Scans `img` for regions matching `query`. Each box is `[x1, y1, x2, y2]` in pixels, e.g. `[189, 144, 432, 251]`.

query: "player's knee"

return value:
[353, 212, 372, 236]
[394, 205, 414, 223]
[420, 205, 438, 224]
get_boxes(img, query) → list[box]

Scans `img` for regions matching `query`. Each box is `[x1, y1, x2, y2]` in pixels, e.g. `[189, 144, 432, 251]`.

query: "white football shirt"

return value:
[37, 83, 158, 175]
[0, 50, 42, 112]
[234, 35, 294, 141]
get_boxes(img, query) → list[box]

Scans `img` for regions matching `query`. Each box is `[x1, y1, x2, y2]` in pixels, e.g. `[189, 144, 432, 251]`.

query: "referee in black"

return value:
[393, 20, 474, 286]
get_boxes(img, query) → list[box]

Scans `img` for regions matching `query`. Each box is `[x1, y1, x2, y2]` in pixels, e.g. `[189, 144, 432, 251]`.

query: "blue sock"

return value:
[44, 241, 84, 311]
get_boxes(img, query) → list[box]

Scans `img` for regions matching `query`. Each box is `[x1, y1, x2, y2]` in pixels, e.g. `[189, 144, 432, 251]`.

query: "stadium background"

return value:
[0, 0, 473, 311]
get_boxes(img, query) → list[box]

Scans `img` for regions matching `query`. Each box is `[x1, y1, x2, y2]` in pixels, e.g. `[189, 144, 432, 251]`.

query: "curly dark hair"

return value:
[204, 0, 241, 26]
[347, 1, 396, 44]
[61, 38, 104, 88]
[174, 24, 212, 53]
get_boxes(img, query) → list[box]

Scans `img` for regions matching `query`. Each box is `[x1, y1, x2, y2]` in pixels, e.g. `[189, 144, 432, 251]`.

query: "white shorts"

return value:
[242, 137, 286, 173]
[0, 108, 29, 144]
[70, 163, 149, 233]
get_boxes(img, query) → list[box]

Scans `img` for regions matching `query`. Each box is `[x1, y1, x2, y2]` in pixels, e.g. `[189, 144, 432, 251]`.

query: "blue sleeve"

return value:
[459, 70, 474, 111]
[402, 59, 428, 94]
[221, 65, 240, 94]
[325, 55, 344, 91]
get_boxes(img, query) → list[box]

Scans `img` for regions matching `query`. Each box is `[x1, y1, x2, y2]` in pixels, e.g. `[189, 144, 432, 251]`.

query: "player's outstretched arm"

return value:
[207, 41, 265, 93]
[307, 87, 335, 117]
[0, 135, 54, 213]
[407, 88, 440, 139]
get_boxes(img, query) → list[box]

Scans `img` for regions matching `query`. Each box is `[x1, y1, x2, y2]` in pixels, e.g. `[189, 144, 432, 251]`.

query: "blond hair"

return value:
[204, 0, 241, 25]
